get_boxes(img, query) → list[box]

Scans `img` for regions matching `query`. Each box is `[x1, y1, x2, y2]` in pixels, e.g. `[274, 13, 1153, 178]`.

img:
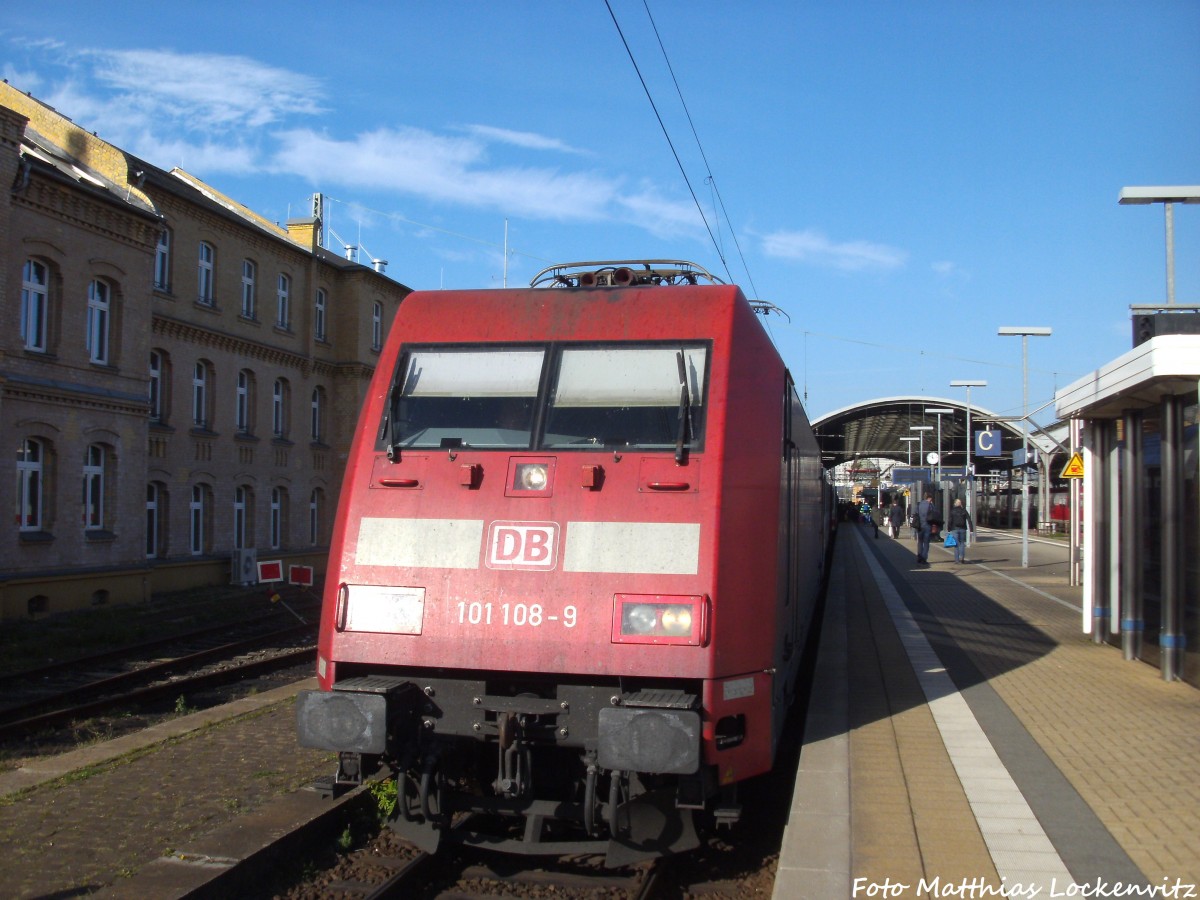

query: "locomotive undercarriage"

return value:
[297, 671, 733, 867]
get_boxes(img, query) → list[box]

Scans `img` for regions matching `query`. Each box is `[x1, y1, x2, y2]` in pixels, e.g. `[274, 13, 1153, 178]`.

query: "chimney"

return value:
[286, 217, 320, 252]
[372, 259, 388, 274]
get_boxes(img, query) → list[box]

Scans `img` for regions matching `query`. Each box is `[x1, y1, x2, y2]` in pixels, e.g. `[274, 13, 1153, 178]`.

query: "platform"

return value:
[774, 523, 1200, 898]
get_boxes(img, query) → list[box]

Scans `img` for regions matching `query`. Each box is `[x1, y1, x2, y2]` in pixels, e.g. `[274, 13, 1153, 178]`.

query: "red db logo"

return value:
[486, 522, 558, 570]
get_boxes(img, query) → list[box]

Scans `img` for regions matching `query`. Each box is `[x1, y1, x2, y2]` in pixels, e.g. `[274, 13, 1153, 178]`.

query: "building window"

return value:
[233, 485, 253, 550]
[17, 439, 45, 531]
[311, 387, 325, 442]
[198, 242, 214, 305]
[276, 274, 290, 328]
[270, 486, 287, 549]
[82, 444, 106, 530]
[241, 259, 256, 319]
[154, 228, 171, 291]
[192, 360, 213, 429]
[309, 488, 324, 545]
[314, 288, 327, 341]
[236, 369, 255, 434]
[21, 259, 49, 352]
[272, 378, 289, 438]
[146, 482, 166, 557]
[371, 301, 383, 350]
[86, 280, 111, 364]
[149, 350, 169, 423]
[189, 483, 210, 555]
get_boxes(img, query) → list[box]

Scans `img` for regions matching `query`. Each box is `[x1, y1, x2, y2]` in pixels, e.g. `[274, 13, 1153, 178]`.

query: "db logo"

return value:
[486, 522, 559, 570]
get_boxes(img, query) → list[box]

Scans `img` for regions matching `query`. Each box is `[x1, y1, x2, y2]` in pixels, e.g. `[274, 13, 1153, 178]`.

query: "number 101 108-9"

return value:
[456, 601, 577, 628]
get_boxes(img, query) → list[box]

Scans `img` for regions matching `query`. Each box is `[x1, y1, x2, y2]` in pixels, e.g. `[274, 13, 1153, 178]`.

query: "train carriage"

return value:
[297, 261, 829, 865]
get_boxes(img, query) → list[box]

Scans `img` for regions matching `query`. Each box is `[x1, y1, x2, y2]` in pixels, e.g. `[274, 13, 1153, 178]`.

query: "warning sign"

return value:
[1060, 452, 1085, 479]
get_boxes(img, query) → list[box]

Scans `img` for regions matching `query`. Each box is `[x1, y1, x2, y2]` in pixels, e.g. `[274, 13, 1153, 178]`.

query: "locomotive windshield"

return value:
[387, 343, 707, 452]
[393, 348, 544, 449]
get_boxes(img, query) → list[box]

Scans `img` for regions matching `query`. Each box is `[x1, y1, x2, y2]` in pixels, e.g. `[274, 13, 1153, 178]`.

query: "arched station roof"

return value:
[811, 396, 1055, 472]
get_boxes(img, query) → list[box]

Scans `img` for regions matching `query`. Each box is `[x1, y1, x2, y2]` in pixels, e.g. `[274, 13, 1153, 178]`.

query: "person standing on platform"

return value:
[888, 498, 905, 538]
[915, 491, 935, 565]
[948, 498, 973, 564]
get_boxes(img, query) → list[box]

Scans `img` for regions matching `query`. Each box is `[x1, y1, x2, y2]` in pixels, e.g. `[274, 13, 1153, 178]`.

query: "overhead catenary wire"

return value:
[640, 0, 760, 301]
[604, 0, 732, 286]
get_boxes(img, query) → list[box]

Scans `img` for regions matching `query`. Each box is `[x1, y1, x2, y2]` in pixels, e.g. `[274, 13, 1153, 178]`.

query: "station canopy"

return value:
[811, 396, 1055, 474]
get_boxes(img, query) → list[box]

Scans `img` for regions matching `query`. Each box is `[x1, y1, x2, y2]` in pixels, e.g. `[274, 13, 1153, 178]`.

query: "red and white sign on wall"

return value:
[485, 521, 559, 570]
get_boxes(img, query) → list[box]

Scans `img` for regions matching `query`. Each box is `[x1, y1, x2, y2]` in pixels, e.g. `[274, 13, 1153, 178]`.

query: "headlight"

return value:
[506, 458, 556, 496]
[516, 463, 548, 491]
[613, 595, 706, 645]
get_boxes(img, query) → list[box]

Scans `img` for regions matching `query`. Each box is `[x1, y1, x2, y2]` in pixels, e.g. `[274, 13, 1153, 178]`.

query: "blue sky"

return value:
[4, 2, 1198, 426]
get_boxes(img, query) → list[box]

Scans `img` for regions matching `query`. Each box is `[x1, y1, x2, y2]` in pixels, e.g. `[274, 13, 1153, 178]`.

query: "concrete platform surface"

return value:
[775, 524, 1200, 899]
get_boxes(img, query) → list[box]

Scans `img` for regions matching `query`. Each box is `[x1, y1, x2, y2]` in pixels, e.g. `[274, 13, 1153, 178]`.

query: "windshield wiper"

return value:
[675, 350, 691, 464]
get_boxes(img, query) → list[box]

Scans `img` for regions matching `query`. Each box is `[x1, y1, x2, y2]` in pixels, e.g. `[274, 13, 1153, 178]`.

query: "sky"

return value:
[3, 1, 1198, 428]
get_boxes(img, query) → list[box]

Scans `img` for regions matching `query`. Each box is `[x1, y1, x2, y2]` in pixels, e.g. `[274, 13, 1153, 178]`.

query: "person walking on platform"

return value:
[888, 498, 905, 538]
[915, 491, 937, 565]
[947, 498, 973, 563]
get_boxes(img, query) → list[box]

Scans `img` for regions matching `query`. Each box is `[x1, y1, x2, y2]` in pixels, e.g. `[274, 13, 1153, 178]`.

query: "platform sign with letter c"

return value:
[975, 429, 1001, 458]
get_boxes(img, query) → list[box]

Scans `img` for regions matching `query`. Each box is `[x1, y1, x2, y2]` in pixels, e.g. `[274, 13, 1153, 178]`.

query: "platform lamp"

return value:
[998, 327, 1052, 568]
[950, 380, 987, 548]
[900, 436, 919, 466]
[1118, 186, 1200, 305]
[925, 408, 953, 483]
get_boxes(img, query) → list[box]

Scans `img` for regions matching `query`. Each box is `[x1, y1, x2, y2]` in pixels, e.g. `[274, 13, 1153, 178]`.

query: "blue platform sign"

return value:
[975, 429, 1001, 457]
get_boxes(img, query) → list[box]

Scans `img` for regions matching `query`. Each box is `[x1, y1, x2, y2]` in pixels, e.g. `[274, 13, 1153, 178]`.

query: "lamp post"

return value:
[1118, 186, 1200, 305]
[950, 380, 987, 548]
[900, 436, 918, 466]
[925, 408, 953, 483]
[910, 425, 933, 500]
[998, 327, 1052, 568]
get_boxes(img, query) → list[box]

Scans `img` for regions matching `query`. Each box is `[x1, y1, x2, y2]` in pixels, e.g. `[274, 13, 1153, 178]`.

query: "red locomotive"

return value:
[297, 260, 830, 865]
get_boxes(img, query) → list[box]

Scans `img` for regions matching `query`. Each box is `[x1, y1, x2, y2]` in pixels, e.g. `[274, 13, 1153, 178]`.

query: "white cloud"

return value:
[761, 228, 907, 272]
[462, 124, 584, 154]
[88, 49, 326, 130]
[271, 126, 620, 221]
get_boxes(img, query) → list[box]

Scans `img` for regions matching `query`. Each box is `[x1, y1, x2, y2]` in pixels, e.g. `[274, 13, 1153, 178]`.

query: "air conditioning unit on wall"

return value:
[231, 549, 257, 585]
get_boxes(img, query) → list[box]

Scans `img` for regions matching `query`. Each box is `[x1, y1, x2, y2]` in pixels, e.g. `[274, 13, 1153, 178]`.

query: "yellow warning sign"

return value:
[1060, 452, 1085, 479]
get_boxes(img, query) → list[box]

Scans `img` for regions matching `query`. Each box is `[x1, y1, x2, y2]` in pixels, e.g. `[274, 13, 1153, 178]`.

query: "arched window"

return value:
[276, 274, 291, 328]
[86, 280, 111, 364]
[189, 483, 211, 555]
[21, 259, 49, 352]
[149, 350, 171, 423]
[371, 301, 383, 350]
[311, 386, 325, 442]
[146, 482, 167, 557]
[314, 288, 327, 341]
[236, 369, 255, 434]
[197, 242, 214, 305]
[233, 485, 253, 550]
[192, 361, 211, 429]
[241, 259, 257, 318]
[17, 438, 45, 531]
[309, 488, 324, 545]
[273, 378, 289, 438]
[82, 444, 106, 530]
[270, 486, 288, 549]
[154, 228, 172, 291]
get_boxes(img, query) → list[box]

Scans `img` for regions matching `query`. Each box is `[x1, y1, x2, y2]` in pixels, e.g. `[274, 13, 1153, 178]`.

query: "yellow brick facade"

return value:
[0, 84, 410, 619]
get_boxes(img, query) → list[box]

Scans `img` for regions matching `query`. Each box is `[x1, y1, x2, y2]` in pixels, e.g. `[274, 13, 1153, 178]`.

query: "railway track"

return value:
[0, 609, 317, 742]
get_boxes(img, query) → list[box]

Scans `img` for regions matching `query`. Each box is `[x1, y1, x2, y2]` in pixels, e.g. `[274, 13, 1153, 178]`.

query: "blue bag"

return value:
[943, 533, 958, 548]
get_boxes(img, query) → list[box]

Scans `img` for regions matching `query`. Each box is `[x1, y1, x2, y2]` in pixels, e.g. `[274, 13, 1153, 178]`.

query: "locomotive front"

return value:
[297, 261, 809, 865]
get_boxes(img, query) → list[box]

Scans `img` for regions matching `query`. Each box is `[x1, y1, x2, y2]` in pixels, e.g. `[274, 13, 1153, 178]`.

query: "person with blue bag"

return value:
[946, 498, 973, 564]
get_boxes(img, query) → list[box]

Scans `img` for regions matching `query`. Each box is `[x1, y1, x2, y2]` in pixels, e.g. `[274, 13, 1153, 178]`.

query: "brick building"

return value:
[1, 84, 410, 619]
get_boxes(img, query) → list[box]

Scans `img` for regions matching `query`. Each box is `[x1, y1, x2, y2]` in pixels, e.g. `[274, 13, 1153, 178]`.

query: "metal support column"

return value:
[1120, 409, 1144, 661]
[1106, 420, 1122, 639]
[1088, 422, 1110, 643]
[1160, 395, 1183, 681]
